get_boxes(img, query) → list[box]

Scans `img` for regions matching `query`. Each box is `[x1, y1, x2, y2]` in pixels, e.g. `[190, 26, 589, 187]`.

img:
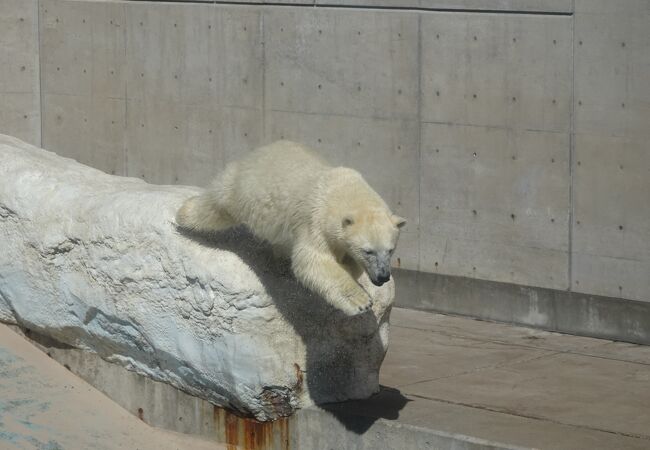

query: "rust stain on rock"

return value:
[214, 406, 290, 450]
[293, 363, 303, 393]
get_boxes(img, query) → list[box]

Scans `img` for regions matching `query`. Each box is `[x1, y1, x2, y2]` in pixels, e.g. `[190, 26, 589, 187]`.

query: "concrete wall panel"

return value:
[264, 8, 419, 120]
[421, 13, 572, 132]
[572, 1, 650, 302]
[126, 99, 263, 186]
[419, 12, 572, 290]
[265, 110, 420, 270]
[420, 123, 570, 289]
[42, 93, 125, 175]
[572, 135, 650, 301]
[316, 1, 572, 13]
[40, 0, 127, 173]
[40, 0, 126, 98]
[124, 2, 264, 184]
[574, 6, 650, 139]
[2, 0, 644, 306]
[0, 0, 40, 145]
[125, 3, 263, 109]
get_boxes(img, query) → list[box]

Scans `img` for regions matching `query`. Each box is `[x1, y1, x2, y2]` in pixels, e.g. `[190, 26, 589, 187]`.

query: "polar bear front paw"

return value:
[340, 292, 373, 316]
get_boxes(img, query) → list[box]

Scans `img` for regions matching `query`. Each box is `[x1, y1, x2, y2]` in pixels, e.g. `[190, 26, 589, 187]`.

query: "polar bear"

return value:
[176, 140, 406, 316]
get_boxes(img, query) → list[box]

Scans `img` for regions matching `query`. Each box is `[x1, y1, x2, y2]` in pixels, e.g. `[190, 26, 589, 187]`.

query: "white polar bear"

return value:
[176, 140, 406, 316]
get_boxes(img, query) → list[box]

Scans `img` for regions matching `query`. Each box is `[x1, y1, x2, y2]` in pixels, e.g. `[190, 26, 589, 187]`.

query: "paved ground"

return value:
[0, 324, 224, 450]
[1, 308, 649, 449]
[377, 308, 650, 449]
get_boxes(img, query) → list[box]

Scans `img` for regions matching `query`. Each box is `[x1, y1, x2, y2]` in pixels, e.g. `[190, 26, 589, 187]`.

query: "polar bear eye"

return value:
[362, 249, 375, 256]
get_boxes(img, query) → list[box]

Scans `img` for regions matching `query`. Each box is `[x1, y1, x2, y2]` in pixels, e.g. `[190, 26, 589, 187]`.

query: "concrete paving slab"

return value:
[4, 307, 650, 449]
[332, 385, 649, 450]
[381, 324, 553, 388]
[391, 307, 613, 354]
[0, 323, 224, 450]
[373, 308, 650, 449]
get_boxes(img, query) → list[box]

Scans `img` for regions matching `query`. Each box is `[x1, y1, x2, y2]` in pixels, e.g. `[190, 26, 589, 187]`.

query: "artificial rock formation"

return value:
[0, 134, 394, 421]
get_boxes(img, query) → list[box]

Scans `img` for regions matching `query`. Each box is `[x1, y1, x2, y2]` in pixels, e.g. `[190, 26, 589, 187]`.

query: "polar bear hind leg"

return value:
[176, 191, 237, 233]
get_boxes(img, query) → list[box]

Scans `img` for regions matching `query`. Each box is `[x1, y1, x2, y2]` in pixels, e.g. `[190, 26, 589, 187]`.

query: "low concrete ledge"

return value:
[0, 134, 394, 421]
[10, 323, 521, 450]
[394, 268, 650, 345]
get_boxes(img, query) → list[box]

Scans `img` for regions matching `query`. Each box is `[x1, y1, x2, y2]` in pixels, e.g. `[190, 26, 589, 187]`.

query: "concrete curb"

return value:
[394, 268, 650, 345]
[10, 324, 527, 450]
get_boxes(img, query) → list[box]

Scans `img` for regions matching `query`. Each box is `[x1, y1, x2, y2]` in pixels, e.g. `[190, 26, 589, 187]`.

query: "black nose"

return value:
[378, 273, 390, 284]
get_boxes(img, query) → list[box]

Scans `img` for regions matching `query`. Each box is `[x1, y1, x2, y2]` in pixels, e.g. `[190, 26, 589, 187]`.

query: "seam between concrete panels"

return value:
[407, 393, 650, 441]
[266, 107, 418, 122]
[568, 2, 576, 292]
[420, 120, 570, 134]
[123, 1, 129, 177]
[37, 0, 44, 147]
[260, 7, 266, 144]
[124, 0, 573, 16]
[416, 12, 422, 272]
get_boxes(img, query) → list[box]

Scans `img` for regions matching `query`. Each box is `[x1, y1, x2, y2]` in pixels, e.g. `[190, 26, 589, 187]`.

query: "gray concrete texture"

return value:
[393, 268, 650, 345]
[0, 0, 40, 146]
[0, 0, 648, 304]
[0, 323, 225, 450]
[162, 0, 574, 14]
[571, 0, 650, 301]
[7, 307, 650, 449]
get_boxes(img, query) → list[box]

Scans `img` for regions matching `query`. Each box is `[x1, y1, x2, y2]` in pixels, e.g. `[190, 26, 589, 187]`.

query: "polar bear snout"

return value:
[366, 255, 392, 287]
[372, 271, 391, 287]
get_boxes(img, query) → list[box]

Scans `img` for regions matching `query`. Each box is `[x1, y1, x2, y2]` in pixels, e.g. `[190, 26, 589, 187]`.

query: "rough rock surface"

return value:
[0, 134, 394, 421]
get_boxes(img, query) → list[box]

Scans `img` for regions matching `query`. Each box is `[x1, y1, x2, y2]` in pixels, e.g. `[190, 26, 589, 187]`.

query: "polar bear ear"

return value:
[392, 215, 407, 229]
[342, 216, 355, 228]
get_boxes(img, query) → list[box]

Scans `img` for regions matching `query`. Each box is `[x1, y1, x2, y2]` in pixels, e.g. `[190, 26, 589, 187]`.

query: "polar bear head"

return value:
[341, 210, 406, 287]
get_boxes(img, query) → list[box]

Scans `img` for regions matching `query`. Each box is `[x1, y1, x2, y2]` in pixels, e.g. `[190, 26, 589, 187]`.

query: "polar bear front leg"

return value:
[291, 244, 373, 316]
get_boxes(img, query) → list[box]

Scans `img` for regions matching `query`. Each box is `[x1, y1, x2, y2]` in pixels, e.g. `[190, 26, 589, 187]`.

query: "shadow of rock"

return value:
[179, 226, 408, 433]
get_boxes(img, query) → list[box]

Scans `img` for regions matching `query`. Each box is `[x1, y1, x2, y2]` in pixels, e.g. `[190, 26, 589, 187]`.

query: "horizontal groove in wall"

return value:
[125, 1, 574, 16]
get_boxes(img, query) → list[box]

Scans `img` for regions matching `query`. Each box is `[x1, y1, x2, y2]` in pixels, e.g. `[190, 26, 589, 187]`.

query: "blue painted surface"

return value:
[0, 342, 62, 450]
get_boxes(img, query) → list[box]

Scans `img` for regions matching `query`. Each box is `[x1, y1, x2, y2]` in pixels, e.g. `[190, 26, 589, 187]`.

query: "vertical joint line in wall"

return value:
[261, 10, 266, 143]
[123, 3, 128, 177]
[416, 13, 422, 272]
[568, 3, 576, 291]
[37, 0, 43, 147]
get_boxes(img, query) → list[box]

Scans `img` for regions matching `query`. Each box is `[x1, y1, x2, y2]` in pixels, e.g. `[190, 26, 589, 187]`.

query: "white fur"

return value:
[176, 141, 405, 315]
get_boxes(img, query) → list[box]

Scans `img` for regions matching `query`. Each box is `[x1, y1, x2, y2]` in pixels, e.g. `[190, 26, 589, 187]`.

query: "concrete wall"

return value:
[571, 0, 650, 301]
[0, 0, 648, 306]
[0, 0, 40, 146]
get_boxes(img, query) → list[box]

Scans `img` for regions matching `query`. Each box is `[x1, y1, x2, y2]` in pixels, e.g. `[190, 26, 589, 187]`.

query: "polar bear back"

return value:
[224, 141, 331, 249]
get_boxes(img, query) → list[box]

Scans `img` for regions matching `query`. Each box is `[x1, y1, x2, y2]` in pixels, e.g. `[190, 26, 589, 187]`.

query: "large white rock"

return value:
[0, 134, 394, 421]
